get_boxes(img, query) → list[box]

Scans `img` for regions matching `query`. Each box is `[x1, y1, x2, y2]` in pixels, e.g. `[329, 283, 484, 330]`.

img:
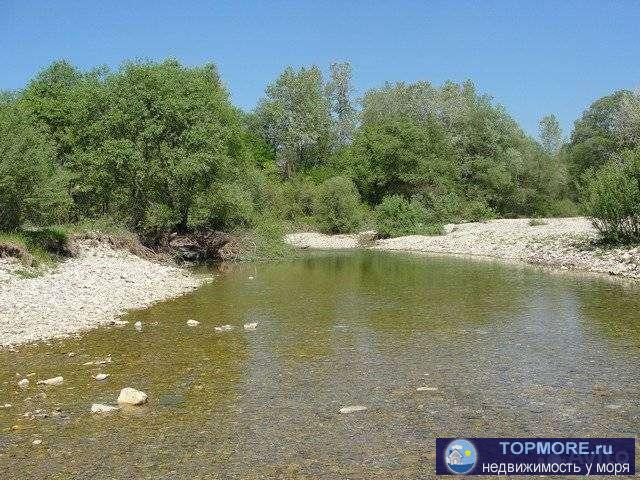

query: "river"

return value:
[1, 251, 639, 478]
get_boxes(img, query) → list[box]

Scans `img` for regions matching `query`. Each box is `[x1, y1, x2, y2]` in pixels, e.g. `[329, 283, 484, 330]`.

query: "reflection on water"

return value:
[1, 251, 639, 479]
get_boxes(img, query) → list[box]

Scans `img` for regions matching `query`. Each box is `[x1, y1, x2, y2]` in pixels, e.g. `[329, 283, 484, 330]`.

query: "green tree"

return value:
[349, 117, 457, 204]
[0, 102, 70, 230]
[538, 114, 562, 156]
[327, 62, 356, 146]
[253, 66, 332, 177]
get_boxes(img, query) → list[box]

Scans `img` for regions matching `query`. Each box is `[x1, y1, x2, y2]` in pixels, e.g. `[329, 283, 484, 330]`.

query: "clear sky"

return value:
[2, 0, 640, 137]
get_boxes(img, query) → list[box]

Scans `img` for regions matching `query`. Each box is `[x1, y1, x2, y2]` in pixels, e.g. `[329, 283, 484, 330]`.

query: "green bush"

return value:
[581, 161, 640, 243]
[314, 176, 362, 234]
[282, 176, 318, 222]
[374, 195, 442, 238]
[190, 183, 256, 231]
[460, 199, 496, 223]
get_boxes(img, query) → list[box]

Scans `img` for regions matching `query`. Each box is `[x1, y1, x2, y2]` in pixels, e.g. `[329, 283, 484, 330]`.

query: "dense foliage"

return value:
[566, 89, 640, 242]
[1, 58, 637, 248]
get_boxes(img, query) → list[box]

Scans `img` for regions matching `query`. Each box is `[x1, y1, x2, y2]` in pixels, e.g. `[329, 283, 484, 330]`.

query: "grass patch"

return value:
[0, 232, 58, 267]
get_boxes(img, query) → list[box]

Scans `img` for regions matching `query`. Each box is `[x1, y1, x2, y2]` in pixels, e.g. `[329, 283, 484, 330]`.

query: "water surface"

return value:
[1, 251, 639, 478]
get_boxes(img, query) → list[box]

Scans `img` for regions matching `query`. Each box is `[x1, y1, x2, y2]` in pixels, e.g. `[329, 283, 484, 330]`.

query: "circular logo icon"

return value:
[445, 438, 477, 474]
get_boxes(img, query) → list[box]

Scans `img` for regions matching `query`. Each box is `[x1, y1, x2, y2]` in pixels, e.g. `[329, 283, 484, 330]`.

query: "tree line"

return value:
[1, 58, 638, 246]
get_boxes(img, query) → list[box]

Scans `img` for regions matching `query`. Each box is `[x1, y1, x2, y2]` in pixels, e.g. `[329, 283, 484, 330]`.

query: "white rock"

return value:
[243, 322, 258, 330]
[91, 403, 118, 413]
[134, 321, 143, 332]
[339, 405, 367, 414]
[32, 439, 42, 446]
[37, 376, 64, 386]
[117, 387, 148, 406]
[186, 319, 200, 327]
[248, 276, 254, 280]
[1, 403, 12, 408]
[93, 373, 109, 381]
[18, 378, 29, 389]
[214, 325, 234, 332]
[416, 386, 438, 392]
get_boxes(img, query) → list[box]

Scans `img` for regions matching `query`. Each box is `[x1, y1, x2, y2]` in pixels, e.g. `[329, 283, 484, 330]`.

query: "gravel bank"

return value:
[285, 217, 640, 279]
[0, 242, 204, 347]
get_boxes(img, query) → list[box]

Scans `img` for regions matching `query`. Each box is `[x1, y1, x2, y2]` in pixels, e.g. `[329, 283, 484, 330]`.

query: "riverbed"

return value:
[1, 251, 639, 478]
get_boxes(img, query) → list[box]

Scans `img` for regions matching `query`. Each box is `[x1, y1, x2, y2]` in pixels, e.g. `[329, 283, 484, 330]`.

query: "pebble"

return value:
[339, 405, 367, 414]
[134, 321, 143, 332]
[214, 325, 234, 332]
[18, 378, 29, 389]
[91, 403, 118, 413]
[37, 376, 64, 386]
[93, 373, 109, 381]
[186, 319, 200, 327]
[0, 242, 203, 346]
[32, 439, 42, 446]
[416, 386, 438, 392]
[243, 322, 258, 330]
[117, 387, 148, 406]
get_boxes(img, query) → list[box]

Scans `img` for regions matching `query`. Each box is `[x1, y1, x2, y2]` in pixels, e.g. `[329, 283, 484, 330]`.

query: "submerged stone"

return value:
[416, 386, 438, 392]
[339, 405, 367, 414]
[186, 319, 200, 327]
[37, 376, 63, 386]
[91, 403, 118, 413]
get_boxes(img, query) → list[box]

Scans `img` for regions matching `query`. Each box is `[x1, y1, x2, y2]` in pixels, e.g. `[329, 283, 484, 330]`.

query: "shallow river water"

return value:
[1, 251, 639, 479]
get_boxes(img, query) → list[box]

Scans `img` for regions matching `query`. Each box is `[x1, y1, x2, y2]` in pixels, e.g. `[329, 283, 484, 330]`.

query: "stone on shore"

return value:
[339, 405, 367, 414]
[91, 403, 118, 413]
[186, 319, 200, 327]
[117, 387, 148, 406]
[37, 376, 64, 386]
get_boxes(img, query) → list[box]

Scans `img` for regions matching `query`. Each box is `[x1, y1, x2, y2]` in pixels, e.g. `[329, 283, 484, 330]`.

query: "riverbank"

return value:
[286, 217, 640, 279]
[0, 241, 204, 347]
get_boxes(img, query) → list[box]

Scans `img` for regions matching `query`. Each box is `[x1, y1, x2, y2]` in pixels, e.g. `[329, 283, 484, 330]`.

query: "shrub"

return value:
[581, 161, 640, 243]
[545, 198, 579, 217]
[374, 195, 442, 238]
[314, 176, 362, 234]
[282, 176, 318, 222]
[189, 183, 256, 231]
[460, 199, 496, 223]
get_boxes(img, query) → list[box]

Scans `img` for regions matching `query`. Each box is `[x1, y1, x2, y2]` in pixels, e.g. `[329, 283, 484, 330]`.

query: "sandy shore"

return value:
[286, 217, 640, 279]
[0, 241, 204, 347]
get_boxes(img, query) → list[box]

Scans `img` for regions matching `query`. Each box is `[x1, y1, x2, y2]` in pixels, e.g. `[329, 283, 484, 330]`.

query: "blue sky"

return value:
[2, 0, 640, 137]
